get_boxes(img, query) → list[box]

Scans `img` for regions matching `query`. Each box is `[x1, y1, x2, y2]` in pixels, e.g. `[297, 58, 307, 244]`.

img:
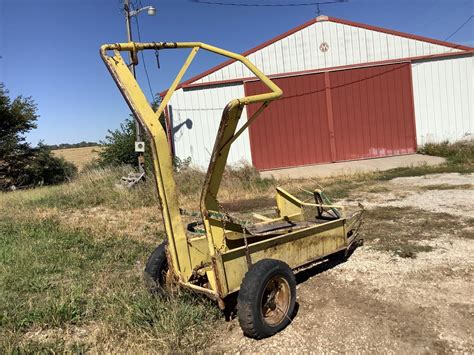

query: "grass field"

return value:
[52, 146, 102, 170]
[1, 143, 473, 352]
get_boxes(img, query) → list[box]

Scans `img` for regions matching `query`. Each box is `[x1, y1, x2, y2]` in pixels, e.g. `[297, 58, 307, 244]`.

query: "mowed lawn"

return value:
[52, 146, 102, 170]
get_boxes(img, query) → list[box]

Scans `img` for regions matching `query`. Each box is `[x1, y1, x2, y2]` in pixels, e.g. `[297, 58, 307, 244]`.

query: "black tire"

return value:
[327, 249, 348, 262]
[237, 259, 296, 339]
[144, 241, 169, 296]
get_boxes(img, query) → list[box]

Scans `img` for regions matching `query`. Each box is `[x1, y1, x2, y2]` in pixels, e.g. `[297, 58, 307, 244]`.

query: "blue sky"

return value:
[1, 0, 473, 145]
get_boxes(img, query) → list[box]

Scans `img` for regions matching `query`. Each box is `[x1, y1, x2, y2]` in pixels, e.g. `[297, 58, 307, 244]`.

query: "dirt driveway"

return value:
[212, 173, 474, 353]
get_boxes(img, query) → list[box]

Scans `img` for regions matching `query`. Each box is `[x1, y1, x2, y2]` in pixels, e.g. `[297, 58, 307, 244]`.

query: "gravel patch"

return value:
[213, 237, 474, 353]
[211, 172, 474, 353]
[390, 173, 474, 187]
[381, 189, 474, 217]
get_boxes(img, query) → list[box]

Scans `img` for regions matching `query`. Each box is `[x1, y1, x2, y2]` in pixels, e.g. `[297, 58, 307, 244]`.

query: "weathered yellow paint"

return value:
[187, 236, 210, 272]
[276, 187, 305, 221]
[101, 50, 192, 279]
[101, 41, 281, 288]
[221, 220, 347, 293]
[101, 41, 359, 302]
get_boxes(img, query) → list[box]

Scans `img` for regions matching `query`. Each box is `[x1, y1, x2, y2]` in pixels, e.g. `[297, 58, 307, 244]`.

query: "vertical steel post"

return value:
[124, 0, 146, 173]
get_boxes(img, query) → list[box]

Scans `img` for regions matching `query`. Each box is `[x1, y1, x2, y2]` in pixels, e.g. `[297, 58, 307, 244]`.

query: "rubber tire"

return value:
[144, 241, 169, 296]
[327, 249, 348, 262]
[237, 259, 296, 339]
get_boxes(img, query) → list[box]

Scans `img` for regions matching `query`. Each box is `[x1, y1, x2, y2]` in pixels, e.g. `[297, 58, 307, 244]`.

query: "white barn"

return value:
[164, 16, 473, 170]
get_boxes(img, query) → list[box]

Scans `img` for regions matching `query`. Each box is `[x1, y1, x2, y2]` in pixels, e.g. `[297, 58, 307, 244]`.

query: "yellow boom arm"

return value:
[100, 42, 282, 282]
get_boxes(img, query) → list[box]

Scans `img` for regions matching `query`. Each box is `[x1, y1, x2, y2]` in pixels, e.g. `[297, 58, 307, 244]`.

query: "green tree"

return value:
[98, 116, 141, 167]
[27, 143, 78, 185]
[0, 83, 77, 190]
[97, 98, 165, 170]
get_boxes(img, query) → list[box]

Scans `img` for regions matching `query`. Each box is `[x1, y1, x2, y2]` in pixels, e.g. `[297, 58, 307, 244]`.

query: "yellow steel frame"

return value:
[101, 42, 358, 304]
[100, 41, 282, 284]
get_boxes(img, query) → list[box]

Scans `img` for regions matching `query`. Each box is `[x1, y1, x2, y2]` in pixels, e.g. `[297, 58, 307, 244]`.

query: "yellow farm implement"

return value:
[101, 41, 362, 339]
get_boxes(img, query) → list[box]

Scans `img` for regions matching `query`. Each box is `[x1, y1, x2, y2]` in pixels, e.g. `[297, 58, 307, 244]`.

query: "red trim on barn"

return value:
[159, 17, 472, 96]
[179, 49, 474, 90]
[329, 17, 472, 52]
[176, 17, 320, 88]
[324, 72, 337, 162]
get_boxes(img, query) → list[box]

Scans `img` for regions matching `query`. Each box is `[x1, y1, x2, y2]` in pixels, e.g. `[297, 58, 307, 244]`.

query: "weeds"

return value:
[419, 140, 474, 165]
[361, 206, 471, 258]
[422, 184, 473, 191]
[3, 142, 471, 213]
[2, 164, 275, 213]
[375, 163, 474, 181]
[0, 217, 219, 353]
[175, 163, 275, 202]
[1, 142, 472, 351]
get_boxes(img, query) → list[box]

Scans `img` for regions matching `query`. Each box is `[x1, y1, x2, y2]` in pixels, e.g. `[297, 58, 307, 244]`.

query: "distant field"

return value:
[52, 146, 102, 170]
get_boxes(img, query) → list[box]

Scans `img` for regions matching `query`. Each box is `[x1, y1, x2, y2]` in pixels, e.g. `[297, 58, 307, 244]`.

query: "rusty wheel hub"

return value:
[261, 275, 291, 326]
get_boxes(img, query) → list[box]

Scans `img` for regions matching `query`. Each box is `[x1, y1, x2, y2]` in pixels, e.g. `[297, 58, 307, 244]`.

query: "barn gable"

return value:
[186, 16, 467, 86]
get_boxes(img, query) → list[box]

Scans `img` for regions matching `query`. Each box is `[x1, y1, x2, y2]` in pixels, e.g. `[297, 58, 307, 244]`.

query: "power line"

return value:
[443, 15, 473, 41]
[416, 14, 474, 63]
[190, 0, 347, 7]
[134, 14, 156, 101]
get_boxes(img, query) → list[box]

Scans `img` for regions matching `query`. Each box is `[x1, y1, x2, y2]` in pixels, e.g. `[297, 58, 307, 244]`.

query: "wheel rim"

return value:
[260, 275, 291, 326]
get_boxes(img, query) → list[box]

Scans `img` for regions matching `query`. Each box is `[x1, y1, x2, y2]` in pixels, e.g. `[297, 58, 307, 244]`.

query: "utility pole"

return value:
[124, 0, 146, 174]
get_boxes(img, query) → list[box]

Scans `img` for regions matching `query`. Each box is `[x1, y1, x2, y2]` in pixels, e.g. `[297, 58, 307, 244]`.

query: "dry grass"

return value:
[52, 146, 102, 170]
[0, 164, 275, 353]
[419, 140, 474, 165]
[0, 175, 220, 353]
[1, 141, 473, 352]
[361, 206, 471, 258]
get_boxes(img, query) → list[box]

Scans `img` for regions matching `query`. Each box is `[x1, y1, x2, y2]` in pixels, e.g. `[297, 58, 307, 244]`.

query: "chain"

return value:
[210, 192, 253, 265]
[206, 192, 233, 252]
[154, 49, 160, 69]
[242, 227, 252, 267]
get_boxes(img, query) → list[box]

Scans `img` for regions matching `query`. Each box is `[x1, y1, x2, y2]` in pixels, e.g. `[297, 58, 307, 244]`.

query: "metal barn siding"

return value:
[411, 53, 474, 144]
[193, 18, 460, 85]
[168, 84, 252, 168]
[245, 63, 416, 170]
[245, 73, 332, 170]
[330, 63, 417, 160]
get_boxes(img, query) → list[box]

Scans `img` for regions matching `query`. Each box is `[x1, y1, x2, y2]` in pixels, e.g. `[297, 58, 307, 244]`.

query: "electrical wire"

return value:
[127, 1, 470, 105]
[410, 14, 474, 66]
[190, 0, 347, 7]
[443, 15, 473, 41]
[134, 13, 156, 102]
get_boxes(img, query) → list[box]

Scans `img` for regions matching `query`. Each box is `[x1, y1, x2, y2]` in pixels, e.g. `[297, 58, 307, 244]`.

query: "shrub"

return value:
[97, 117, 143, 168]
[98, 112, 183, 172]
[25, 144, 77, 186]
[418, 141, 474, 165]
[0, 83, 77, 190]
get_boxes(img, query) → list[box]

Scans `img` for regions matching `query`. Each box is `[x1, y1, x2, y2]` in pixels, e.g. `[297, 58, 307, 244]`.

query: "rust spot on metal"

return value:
[217, 297, 226, 310]
[211, 256, 224, 299]
[164, 246, 180, 284]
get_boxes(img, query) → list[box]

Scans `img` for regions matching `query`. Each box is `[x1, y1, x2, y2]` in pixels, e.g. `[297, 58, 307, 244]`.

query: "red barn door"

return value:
[245, 63, 416, 170]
